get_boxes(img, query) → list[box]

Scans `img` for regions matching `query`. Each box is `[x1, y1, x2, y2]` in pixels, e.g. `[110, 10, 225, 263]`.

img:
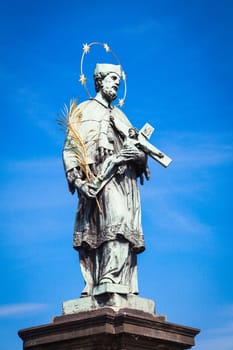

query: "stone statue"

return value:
[63, 63, 150, 297]
[61, 43, 172, 306]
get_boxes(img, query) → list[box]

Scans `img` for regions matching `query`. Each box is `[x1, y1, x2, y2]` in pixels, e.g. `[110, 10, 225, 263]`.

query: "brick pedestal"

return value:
[18, 308, 200, 350]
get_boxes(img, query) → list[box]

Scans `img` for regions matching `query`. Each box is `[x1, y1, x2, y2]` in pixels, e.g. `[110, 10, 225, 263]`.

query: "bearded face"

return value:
[100, 73, 120, 102]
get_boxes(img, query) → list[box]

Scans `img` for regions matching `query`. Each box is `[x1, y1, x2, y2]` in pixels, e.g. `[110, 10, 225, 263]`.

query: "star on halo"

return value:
[121, 71, 126, 81]
[119, 99, 125, 107]
[83, 43, 90, 53]
[103, 43, 110, 52]
[79, 74, 87, 85]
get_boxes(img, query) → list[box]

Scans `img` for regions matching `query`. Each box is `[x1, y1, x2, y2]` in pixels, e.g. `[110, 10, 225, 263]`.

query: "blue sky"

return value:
[0, 0, 233, 349]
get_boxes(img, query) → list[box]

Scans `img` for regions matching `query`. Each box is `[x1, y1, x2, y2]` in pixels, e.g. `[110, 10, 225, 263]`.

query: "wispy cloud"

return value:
[221, 304, 233, 318]
[197, 323, 233, 350]
[0, 303, 46, 317]
[4, 84, 62, 143]
[160, 130, 233, 168]
[158, 208, 212, 235]
[4, 157, 61, 172]
[143, 203, 213, 251]
[1, 157, 66, 209]
[173, 144, 233, 168]
[142, 188, 214, 252]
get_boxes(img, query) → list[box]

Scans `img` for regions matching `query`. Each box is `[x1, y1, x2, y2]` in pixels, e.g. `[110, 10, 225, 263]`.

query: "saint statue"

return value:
[62, 63, 150, 297]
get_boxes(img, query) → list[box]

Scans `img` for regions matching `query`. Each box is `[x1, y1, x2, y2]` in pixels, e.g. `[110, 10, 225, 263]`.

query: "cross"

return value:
[112, 119, 172, 168]
[93, 119, 172, 195]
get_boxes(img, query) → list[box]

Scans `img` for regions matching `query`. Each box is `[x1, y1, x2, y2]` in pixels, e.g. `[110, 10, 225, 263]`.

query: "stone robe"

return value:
[63, 99, 146, 295]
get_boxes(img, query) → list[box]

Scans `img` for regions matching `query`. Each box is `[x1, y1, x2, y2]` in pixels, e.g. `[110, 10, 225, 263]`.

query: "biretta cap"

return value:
[94, 63, 121, 77]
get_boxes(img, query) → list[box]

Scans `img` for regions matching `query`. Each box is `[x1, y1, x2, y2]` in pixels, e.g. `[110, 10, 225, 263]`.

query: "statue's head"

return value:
[94, 64, 121, 102]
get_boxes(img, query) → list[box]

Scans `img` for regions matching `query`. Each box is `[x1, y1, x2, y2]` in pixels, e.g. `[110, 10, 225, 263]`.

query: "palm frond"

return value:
[58, 99, 102, 213]
[66, 100, 91, 181]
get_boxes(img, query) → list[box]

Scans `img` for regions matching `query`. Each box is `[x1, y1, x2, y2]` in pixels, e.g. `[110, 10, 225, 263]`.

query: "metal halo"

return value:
[79, 42, 127, 107]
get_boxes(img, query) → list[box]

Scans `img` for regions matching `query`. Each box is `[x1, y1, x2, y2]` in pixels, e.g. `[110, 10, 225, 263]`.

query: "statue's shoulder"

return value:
[77, 99, 99, 116]
[77, 100, 92, 111]
[113, 107, 132, 127]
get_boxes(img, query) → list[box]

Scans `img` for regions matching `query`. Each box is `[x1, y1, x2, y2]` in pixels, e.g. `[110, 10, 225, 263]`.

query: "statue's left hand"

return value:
[118, 141, 143, 162]
[139, 166, 150, 185]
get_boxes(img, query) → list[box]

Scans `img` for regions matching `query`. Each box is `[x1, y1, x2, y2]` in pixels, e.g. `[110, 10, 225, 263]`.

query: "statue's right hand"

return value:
[79, 182, 98, 198]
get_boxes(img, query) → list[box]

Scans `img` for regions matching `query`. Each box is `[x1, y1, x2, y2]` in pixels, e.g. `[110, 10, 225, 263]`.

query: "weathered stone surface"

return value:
[93, 282, 129, 295]
[18, 308, 200, 350]
[62, 58, 172, 297]
[62, 292, 155, 315]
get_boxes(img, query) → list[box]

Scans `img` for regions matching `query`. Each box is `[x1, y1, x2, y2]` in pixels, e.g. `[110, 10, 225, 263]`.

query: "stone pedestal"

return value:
[62, 292, 155, 315]
[18, 303, 200, 350]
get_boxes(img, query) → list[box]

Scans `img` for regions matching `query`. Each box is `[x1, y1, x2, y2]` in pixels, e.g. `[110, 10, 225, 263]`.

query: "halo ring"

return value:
[80, 42, 127, 107]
